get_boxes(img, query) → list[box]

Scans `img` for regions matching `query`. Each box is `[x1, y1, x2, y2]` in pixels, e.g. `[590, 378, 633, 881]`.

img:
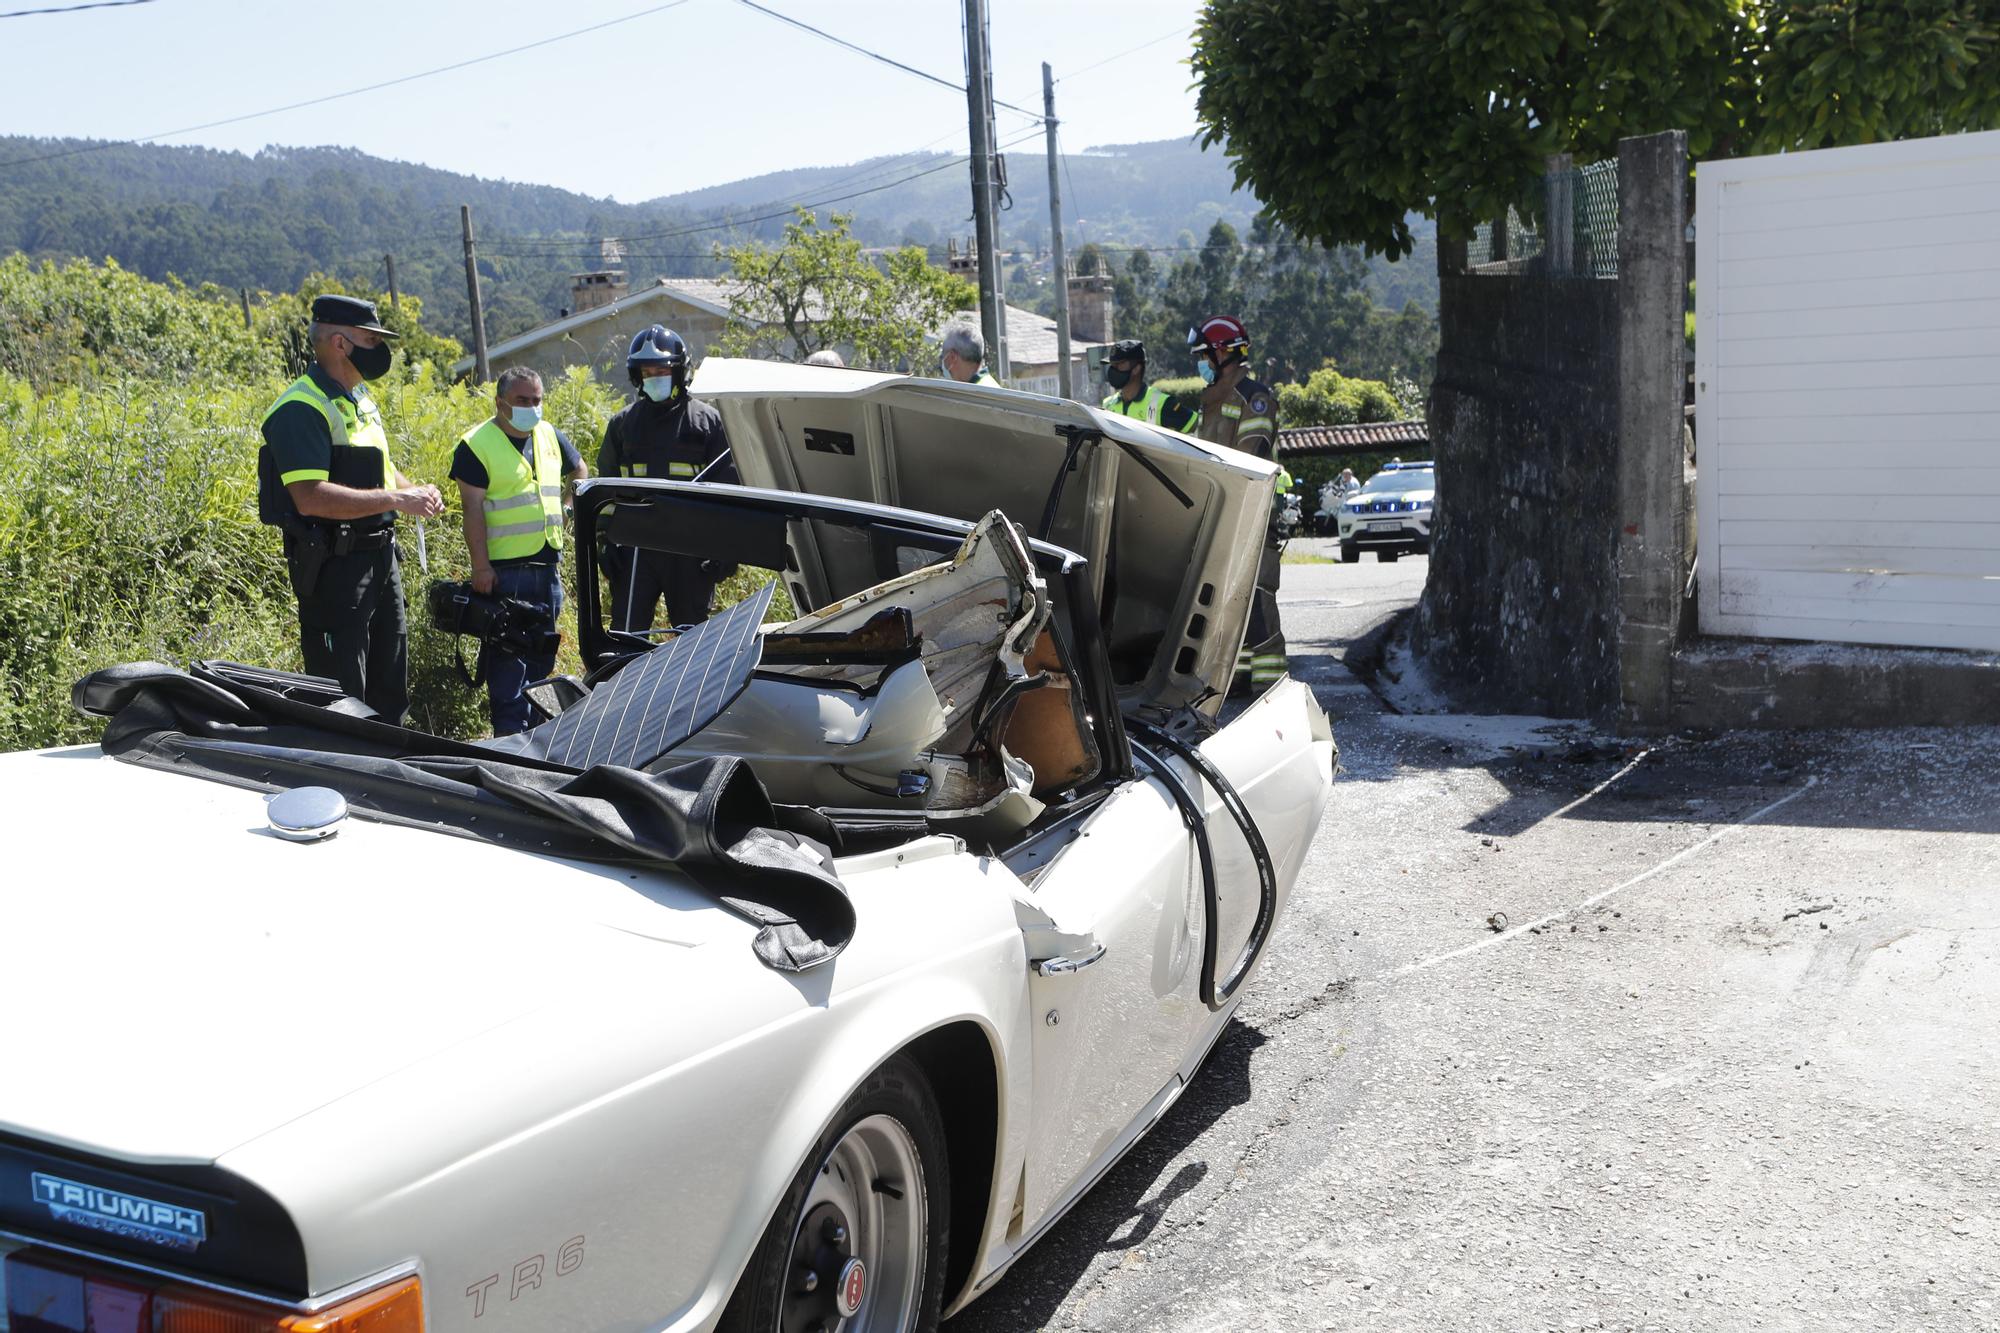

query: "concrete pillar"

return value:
[1615, 130, 1691, 732]
[1544, 154, 1574, 276]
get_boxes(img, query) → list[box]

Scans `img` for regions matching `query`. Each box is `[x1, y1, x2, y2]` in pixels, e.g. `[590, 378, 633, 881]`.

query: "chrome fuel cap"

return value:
[267, 786, 348, 842]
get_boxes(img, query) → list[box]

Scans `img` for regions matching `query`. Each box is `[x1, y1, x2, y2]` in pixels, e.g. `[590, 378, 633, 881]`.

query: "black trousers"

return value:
[606, 547, 716, 634]
[293, 542, 408, 724]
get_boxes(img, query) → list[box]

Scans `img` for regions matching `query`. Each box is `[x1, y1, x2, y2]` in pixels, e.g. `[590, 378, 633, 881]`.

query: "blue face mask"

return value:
[641, 376, 676, 403]
[509, 404, 542, 432]
[1197, 359, 1218, 385]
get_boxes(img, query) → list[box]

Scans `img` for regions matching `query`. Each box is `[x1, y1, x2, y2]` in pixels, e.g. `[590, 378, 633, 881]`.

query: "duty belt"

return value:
[329, 524, 394, 555]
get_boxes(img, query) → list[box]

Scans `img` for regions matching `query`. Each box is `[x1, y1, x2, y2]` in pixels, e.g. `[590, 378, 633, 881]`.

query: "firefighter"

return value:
[257, 294, 442, 724]
[1188, 315, 1286, 695]
[1100, 338, 1198, 431]
[596, 326, 734, 633]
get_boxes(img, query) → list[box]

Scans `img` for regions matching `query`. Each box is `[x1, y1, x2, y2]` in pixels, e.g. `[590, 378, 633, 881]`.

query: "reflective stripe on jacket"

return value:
[462, 419, 565, 561]
[261, 373, 390, 486]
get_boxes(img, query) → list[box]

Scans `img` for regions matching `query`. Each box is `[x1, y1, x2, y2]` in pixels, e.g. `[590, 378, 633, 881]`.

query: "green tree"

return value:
[1193, 0, 2000, 255]
[253, 273, 463, 381]
[1278, 361, 1402, 429]
[714, 210, 974, 370]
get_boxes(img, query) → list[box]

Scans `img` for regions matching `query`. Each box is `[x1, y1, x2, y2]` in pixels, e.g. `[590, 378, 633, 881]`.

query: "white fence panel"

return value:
[1696, 130, 2000, 651]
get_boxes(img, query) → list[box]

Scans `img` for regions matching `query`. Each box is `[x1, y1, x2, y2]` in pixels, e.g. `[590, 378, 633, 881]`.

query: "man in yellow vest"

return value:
[1100, 338, 1198, 431]
[258, 294, 442, 724]
[451, 366, 589, 735]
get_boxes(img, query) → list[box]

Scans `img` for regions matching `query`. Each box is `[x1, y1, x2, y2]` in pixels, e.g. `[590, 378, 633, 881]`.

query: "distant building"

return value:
[450, 277, 748, 387]
[453, 275, 1112, 401]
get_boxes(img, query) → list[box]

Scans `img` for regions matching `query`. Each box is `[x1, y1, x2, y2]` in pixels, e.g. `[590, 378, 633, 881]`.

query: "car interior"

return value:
[514, 485, 1123, 850]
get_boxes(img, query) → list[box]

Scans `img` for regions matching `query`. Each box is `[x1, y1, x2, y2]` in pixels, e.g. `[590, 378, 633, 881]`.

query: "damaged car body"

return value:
[0, 362, 1336, 1333]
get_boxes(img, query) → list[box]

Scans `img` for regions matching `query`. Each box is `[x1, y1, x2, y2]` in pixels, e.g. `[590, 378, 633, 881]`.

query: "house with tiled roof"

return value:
[452, 275, 1112, 399]
[1276, 419, 1430, 459]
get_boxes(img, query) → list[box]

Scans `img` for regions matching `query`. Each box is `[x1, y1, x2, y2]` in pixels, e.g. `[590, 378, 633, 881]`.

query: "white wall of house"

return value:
[1696, 129, 2000, 651]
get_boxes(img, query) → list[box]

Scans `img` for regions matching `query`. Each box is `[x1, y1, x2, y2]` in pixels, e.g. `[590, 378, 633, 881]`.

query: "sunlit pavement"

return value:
[952, 549, 2000, 1332]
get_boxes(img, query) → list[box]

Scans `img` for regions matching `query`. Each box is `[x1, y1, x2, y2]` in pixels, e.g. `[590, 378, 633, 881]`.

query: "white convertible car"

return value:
[0, 362, 1334, 1333]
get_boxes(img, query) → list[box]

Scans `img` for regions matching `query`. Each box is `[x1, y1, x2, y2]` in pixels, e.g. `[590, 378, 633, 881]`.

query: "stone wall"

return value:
[1413, 131, 1692, 727]
[1413, 273, 1623, 717]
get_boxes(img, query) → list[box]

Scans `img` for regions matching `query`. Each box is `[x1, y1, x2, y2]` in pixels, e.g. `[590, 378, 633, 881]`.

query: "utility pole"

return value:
[239, 288, 252, 330]
[1043, 62, 1071, 399]
[460, 205, 490, 383]
[962, 0, 1006, 379]
[383, 254, 399, 308]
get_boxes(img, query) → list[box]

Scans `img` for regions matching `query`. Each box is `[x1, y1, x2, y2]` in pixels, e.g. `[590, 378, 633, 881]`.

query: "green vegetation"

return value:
[713, 211, 975, 368]
[1194, 0, 2000, 255]
[1072, 220, 1438, 392]
[0, 257, 786, 751]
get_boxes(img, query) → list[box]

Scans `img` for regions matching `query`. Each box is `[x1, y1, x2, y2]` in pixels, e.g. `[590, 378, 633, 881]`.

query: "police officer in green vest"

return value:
[258, 295, 442, 724]
[1099, 338, 1198, 431]
[451, 367, 589, 735]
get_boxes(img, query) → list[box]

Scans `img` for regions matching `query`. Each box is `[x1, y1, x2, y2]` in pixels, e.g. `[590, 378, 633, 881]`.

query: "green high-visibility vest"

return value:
[1102, 383, 1199, 431]
[261, 373, 390, 487]
[462, 419, 565, 561]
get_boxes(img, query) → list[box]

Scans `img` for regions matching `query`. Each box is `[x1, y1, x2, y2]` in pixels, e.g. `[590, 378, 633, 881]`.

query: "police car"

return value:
[0, 362, 1335, 1333]
[1336, 461, 1436, 563]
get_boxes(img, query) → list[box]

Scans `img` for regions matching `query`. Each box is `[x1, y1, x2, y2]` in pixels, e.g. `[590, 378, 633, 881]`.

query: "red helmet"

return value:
[1188, 315, 1251, 359]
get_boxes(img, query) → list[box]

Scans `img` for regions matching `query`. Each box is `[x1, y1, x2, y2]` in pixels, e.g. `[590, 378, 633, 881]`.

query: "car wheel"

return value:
[1378, 549, 1399, 563]
[1339, 541, 1358, 563]
[718, 1055, 949, 1333]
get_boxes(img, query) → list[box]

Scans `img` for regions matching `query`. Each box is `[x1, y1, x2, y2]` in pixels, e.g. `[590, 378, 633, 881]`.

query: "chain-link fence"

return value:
[1465, 156, 1620, 276]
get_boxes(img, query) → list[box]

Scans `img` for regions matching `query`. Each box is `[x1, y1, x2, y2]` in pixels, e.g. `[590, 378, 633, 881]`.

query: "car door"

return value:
[1009, 765, 1206, 1231]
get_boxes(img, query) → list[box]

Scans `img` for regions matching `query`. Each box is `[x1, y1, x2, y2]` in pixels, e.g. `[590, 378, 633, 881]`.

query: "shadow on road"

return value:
[946, 1019, 1267, 1329]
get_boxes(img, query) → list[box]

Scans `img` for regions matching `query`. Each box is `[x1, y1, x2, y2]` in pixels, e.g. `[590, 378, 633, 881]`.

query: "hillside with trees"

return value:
[0, 134, 1437, 362]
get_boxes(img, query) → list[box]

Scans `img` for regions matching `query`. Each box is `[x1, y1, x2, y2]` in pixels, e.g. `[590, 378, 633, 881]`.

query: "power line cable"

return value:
[1055, 23, 1191, 82]
[731, 0, 1044, 124]
[486, 126, 1045, 255]
[0, 0, 693, 170]
[0, 0, 154, 16]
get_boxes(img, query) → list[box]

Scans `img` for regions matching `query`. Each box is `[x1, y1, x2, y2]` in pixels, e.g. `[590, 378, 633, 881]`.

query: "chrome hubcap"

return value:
[779, 1114, 925, 1333]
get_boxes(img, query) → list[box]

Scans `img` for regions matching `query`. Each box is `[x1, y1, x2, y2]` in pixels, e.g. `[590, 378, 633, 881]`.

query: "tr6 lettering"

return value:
[467, 1236, 585, 1318]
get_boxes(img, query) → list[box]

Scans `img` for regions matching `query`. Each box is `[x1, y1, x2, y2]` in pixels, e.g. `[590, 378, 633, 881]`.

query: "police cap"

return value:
[1106, 338, 1146, 364]
[310, 294, 399, 337]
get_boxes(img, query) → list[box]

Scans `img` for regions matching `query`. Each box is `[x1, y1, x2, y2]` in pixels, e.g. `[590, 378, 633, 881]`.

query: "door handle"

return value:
[1032, 942, 1107, 977]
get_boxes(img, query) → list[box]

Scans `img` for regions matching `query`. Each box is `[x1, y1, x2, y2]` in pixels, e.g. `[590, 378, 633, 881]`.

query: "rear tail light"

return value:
[3, 1249, 421, 1332]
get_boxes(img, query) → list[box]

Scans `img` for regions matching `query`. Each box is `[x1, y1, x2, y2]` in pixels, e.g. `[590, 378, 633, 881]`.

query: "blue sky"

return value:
[0, 0, 1210, 200]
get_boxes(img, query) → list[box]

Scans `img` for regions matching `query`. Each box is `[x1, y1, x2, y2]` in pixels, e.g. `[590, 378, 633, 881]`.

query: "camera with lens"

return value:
[426, 580, 561, 659]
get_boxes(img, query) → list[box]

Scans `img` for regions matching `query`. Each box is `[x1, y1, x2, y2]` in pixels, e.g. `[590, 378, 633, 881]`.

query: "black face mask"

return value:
[345, 338, 393, 382]
[1105, 364, 1136, 390]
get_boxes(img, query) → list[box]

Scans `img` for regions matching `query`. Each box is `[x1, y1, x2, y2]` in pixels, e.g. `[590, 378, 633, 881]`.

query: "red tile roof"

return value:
[1276, 419, 1430, 458]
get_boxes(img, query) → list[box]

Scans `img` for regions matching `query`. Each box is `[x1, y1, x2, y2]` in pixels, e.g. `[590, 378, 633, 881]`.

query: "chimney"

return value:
[568, 269, 628, 313]
[1067, 274, 1114, 344]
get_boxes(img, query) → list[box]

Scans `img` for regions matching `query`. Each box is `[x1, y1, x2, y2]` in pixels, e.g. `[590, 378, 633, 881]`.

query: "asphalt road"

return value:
[952, 547, 2000, 1332]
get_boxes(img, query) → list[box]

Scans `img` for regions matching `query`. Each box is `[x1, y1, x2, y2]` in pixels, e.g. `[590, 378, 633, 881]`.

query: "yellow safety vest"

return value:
[1102, 383, 1199, 432]
[462, 419, 565, 561]
[261, 373, 390, 487]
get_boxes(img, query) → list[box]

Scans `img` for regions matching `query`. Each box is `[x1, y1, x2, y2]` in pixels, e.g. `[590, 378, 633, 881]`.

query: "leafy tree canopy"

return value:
[713, 210, 974, 370]
[1194, 0, 2000, 255]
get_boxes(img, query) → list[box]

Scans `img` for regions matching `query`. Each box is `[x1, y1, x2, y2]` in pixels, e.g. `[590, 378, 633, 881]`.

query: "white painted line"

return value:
[1377, 775, 1820, 982]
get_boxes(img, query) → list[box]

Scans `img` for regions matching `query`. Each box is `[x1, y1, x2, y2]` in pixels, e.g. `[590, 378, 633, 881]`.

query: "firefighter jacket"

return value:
[1195, 366, 1278, 460]
[597, 391, 735, 484]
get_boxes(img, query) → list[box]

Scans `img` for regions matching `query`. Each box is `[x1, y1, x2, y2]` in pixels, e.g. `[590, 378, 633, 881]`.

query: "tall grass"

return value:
[0, 363, 631, 749]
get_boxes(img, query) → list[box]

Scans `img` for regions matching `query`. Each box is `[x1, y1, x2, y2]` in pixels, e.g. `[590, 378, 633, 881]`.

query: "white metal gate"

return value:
[1695, 130, 2000, 651]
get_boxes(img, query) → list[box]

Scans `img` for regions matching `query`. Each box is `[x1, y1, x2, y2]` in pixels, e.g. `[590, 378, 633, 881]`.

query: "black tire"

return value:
[1339, 541, 1359, 563]
[718, 1055, 950, 1333]
[1378, 549, 1400, 563]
